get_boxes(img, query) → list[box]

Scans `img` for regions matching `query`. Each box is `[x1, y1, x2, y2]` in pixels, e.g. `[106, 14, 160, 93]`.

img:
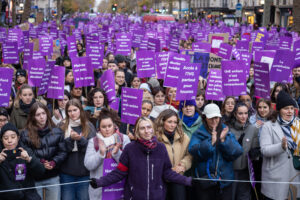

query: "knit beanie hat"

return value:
[0, 108, 8, 118]
[1, 123, 19, 138]
[16, 69, 27, 78]
[276, 91, 296, 111]
[179, 100, 197, 110]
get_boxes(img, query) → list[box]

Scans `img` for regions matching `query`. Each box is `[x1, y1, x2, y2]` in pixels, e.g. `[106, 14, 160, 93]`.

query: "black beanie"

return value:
[276, 91, 296, 111]
[1, 123, 19, 138]
[16, 69, 27, 78]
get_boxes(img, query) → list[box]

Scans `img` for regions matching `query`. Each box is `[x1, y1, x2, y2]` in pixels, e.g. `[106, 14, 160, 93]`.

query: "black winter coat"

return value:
[0, 146, 45, 200]
[20, 127, 67, 180]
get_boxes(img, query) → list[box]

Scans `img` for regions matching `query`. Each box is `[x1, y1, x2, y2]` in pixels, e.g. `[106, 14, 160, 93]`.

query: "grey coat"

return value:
[230, 121, 259, 170]
[260, 120, 300, 200]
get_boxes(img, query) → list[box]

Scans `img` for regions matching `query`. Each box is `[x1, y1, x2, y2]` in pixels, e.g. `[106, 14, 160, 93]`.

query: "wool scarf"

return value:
[65, 119, 81, 152]
[138, 136, 157, 150]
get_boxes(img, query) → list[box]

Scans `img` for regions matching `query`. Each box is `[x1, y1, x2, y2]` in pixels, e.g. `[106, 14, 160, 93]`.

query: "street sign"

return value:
[236, 3, 242, 17]
[236, 3, 242, 10]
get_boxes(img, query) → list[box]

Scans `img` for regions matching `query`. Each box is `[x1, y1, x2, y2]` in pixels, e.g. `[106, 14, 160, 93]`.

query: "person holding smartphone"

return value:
[0, 123, 44, 200]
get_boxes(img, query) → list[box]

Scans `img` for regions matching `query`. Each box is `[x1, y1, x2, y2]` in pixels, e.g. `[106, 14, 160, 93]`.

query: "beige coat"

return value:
[159, 132, 192, 173]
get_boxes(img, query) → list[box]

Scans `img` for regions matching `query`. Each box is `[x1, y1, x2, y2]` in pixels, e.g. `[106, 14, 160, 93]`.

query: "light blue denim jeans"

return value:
[35, 176, 61, 200]
[60, 173, 89, 200]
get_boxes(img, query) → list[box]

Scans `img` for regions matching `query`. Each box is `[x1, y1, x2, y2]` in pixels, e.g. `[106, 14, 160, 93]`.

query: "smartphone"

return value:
[4, 149, 21, 159]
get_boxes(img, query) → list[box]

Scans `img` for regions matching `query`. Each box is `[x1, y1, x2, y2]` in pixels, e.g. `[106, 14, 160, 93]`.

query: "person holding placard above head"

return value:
[149, 87, 177, 120]
[21, 102, 67, 200]
[179, 100, 202, 139]
[260, 91, 300, 200]
[10, 84, 36, 131]
[0, 123, 45, 200]
[90, 117, 194, 200]
[155, 109, 192, 200]
[188, 103, 243, 200]
[84, 108, 130, 200]
[84, 88, 109, 129]
[228, 102, 260, 200]
[59, 99, 96, 200]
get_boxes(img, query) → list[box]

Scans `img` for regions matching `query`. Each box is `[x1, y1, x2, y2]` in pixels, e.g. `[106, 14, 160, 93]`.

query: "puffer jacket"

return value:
[188, 124, 243, 188]
[21, 126, 67, 180]
[229, 121, 259, 170]
[10, 107, 28, 131]
[95, 139, 192, 200]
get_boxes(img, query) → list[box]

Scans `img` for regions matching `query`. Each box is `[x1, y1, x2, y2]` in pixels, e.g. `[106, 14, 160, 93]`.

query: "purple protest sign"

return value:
[72, 57, 94, 87]
[136, 50, 156, 78]
[86, 44, 104, 69]
[39, 36, 53, 56]
[148, 38, 160, 52]
[222, 60, 247, 96]
[38, 60, 55, 96]
[232, 47, 241, 60]
[253, 62, 270, 99]
[121, 87, 143, 125]
[270, 50, 295, 83]
[294, 40, 300, 67]
[115, 33, 132, 56]
[132, 30, 145, 48]
[251, 42, 264, 53]
[240, 52, 252, 76]
[254, 50, 276, 70]
[176, 63, 201, 100]
[255, 31, 267, 44]
[192, 42, 211, 53]
[0, 68, 13, 107]
[193, 52, 210, 78]
[155, 52, 169, 79]
[169, 36, 180, 52]
[23, 42, 34, 70]
[102, 158, 125, 200]
[100, 70, 116, 103]
[47, 66, 65, 99]
[67, 35, 78, 58]
[211, 36, 224, 54]
[205, 69, 225, 101]
[164, 53, 190, 87]
[236, 40, 249, 52]
[28, 58, 46, 87]
[109, 97, 120, 111]
[3, 42, 19, 64]
[217, 43, 232, 60]
[279, 36, 292, 50]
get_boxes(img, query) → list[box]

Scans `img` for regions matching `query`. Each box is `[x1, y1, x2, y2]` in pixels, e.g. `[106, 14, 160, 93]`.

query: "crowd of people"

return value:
[0, 13, 300, 200]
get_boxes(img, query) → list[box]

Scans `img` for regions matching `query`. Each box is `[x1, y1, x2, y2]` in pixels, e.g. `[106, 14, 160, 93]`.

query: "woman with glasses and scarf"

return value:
[260, 91, 300, 200]
[228, 102, 259, 200]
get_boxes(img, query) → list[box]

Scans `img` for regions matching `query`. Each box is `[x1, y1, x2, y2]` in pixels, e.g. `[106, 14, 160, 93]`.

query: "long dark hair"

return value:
[87, 88, 109, 107]
[26, 102, 55, 148]
[229, 101, 249, 127]
[98, 108, 121, 130]
[54, 90, 71, 110]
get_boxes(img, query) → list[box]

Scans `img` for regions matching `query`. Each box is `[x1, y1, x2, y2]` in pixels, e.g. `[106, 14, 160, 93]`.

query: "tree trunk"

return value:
[12, 0, 16, 27]
[21, 0, 32, 23]
[188, 0, 191, 20]
[57, 0, 61, 25]
[293, 0, 300, 33]
[179, 0, 181, 19]
[168, 0, 172, 14]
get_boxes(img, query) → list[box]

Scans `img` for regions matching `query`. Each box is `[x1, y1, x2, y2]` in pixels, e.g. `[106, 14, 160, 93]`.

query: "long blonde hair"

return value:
[134, 117, 155, 140]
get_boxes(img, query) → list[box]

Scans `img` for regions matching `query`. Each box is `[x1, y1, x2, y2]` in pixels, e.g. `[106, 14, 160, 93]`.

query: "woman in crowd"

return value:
[90, 117, 193, 199]
[70, 84, 87, 107]
[221, 96, 236, 125]
[84, 88, 109, 129]
[130, 75, 141, 89]
[195, 89, 206, 112]
[239, 93, 256, 117]
[0, 123, 45, 200]
[249, 98, 272, 130]
[64, 69, 74, 92]
[63, 56, 72, 70]
[14, 69, 27, 92]
[115, 69, 127, 96]
[52, 90, 71, 126]
[84, 108, 130, 200]
[260, 91, 300, 200]
[150, 87, 177, 119]
[59, 99, 96, 200]
[228, 102, 259, 200]
[155, 109, 192, 200]
[188, 103, 243, 200]
[10, 84, 36, 131]
[179, 100, 202, 138]
[21, 102, 67, 200]
[166, 87, 180, 110]
[0, 108, 9, 131]
[140, 83, 153, 103]
[270, 83, 290, 105]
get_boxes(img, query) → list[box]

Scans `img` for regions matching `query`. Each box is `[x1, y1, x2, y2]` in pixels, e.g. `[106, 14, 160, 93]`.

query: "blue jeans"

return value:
[60, 173, 89, 200]
[35, 176, 61, 200]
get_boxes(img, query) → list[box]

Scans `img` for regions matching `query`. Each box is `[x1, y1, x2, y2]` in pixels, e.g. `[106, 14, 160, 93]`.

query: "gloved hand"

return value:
[90, 178, 98, 189]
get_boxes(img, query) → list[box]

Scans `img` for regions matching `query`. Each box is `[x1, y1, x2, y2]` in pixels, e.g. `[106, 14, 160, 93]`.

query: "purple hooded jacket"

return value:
[95, 138, 192, 200]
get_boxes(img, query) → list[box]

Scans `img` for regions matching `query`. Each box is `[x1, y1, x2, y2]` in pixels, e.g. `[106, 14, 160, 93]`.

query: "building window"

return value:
[283, 0, 286, 5]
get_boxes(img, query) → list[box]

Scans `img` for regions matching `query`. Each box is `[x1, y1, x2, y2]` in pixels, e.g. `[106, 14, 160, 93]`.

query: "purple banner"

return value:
[23, 42, 34, 70]
[252, 42, 264, 53]
[176, 63, 201, 100]
[100, 69, 116, 103]
[115, 33, 132, 56]
[3, 42, 19, 64]
[155, 52, 169, 80]
[294, 40, 300, 68]
[253, 62, 270, 99]
[102, 158, 124, 200]
[121, 87, 143, 125]
[279, 36, 292, 50]
[217, 43, 232, 60]
[0, 68, 13, 107]
[109, 97, 120, 111]
[38, 60, 55, 96]
[148, 38, 160, 52]
[270, 50, 295, 83]
[39, 36, 53, 56]
[28, 58, 46, 87]
[205, 69, 225, 101]
[222, 60, 247, 96]
[72, 57, 94, 87]
[136, 50, 156, 78]
[86, 43, 104, 69]
[67, 35, 78, 58]
[192, 42, 211, 53]
[132, 30, 145, 48]
[47, 66, 65, 99]
[164, 53, 190, 87]
[236, 40, 249, 52]
[255, 31, 267, 44]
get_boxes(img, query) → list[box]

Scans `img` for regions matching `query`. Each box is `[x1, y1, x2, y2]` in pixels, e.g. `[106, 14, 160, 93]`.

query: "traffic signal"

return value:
[112, 4, 117, 12]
